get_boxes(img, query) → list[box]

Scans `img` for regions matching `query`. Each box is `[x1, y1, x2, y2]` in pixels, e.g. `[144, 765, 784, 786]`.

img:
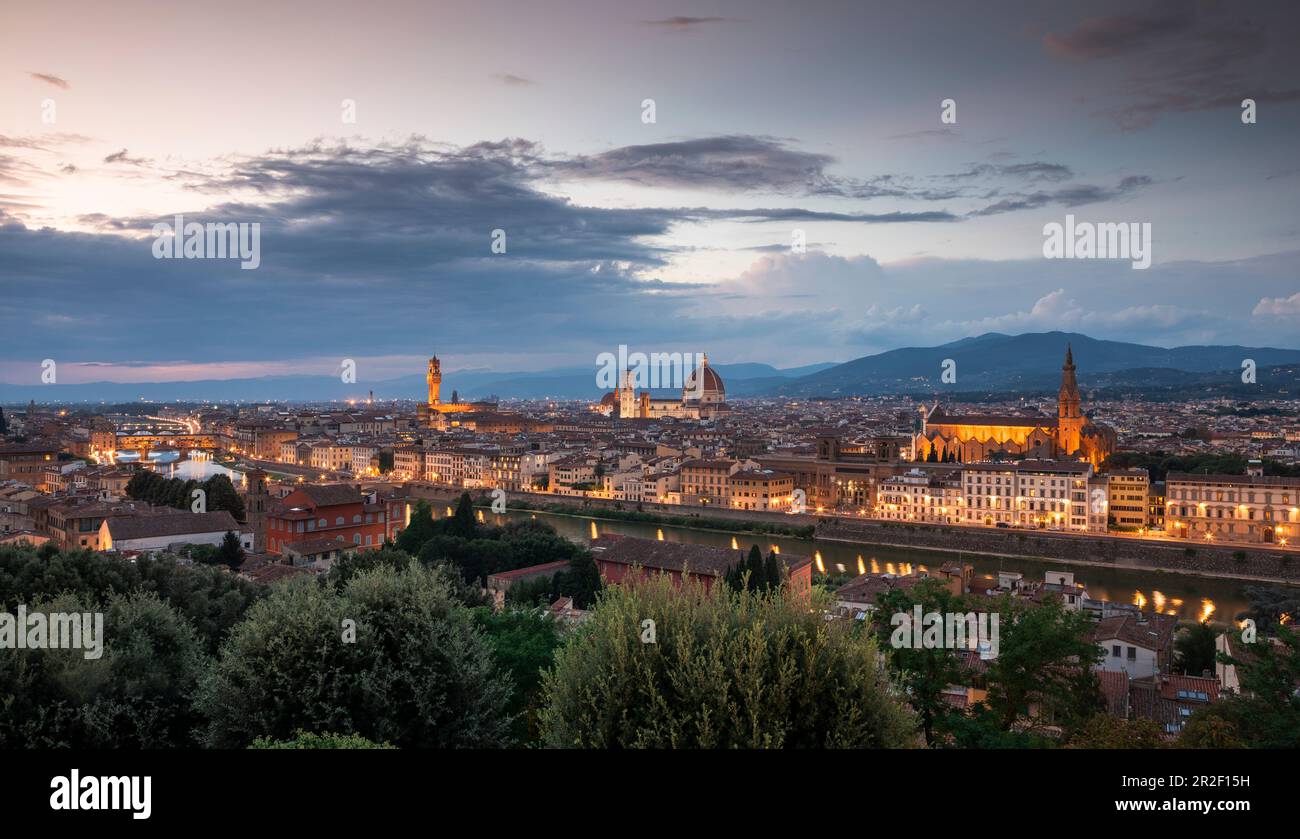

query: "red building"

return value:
[589, 534, 812, 597]
[266, 484, 392, 556]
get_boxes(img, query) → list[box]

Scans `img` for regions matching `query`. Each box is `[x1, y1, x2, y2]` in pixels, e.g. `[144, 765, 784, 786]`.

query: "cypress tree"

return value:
[764, 551, 782, 590]
[450, 492, 477, 539]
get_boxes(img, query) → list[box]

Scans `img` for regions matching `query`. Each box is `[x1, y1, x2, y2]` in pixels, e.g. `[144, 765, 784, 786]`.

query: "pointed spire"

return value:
[1064, 343, 1074, 367]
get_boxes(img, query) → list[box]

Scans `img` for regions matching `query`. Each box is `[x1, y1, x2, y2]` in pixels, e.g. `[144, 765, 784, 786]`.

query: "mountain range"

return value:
[4, 332, 1299, 404]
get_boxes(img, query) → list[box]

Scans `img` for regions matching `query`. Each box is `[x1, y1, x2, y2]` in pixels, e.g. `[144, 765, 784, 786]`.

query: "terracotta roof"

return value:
[1092, 612, 1177, 651]
[105, 510, 241, 541]
[297, 484, 363, 507]
[283, 535, 347, 555]
[1098, 669, 1130, 717]
[834, 573, 925, 605]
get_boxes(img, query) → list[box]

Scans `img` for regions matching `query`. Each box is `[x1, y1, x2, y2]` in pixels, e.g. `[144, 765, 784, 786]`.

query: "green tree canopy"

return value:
[197, 561, 514, 748]
[538, 574, 918, 748]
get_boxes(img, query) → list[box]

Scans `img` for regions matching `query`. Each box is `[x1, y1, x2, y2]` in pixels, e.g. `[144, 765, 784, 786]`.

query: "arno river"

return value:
[454, 507, 1297, 626]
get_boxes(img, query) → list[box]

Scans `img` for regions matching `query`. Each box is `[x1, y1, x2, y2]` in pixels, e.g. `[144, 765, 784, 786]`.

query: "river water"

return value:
[448, 506, 1293, 625]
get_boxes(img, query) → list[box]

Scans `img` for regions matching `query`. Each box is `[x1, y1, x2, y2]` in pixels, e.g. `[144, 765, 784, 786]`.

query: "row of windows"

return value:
[1170, 487, 1294, 505]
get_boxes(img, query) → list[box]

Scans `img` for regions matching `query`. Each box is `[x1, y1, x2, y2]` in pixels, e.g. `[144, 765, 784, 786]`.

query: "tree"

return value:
[203, 474, 245, 520]
[1178, 713, 1244, 748]
[763, 551, 783, 589]
[1202, 627, 1300, 748]
[472, 607, 561, 744]
[216, 531, 245, 570]
[197, 562, 515, 748]
[873, 579, 969, 746]
[448, 492, 477, 539]
[537, 574, 919, 748]
[249, 730, 396, 749]
[0, 406, 7, 435]
[0, 591, 209, 748]
[1066, 714, 1165, 749]
[978, 595, 1104, 741]
[395, 499, 438, 554]
[0, 543, 261, 654]
[1174, 622, 1218, 676]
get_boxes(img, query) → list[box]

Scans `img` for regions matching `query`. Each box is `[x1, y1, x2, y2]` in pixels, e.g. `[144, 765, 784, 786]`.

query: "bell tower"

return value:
[1057, 345, 1084, 454]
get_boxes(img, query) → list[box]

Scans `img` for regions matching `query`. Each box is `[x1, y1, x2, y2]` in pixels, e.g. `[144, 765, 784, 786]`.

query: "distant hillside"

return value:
[766, 332, 1300, 397]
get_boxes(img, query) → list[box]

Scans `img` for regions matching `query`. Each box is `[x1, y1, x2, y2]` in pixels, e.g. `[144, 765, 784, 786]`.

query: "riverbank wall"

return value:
[395, 483, 1300, 585]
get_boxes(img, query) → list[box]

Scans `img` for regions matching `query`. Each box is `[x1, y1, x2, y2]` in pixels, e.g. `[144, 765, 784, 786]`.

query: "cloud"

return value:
[103, 148, 148, 165]
[1253, 292, 1300, 316]
[494, 73, 535, 86]
[1044, 1, 1300, 129]
[641, 17, 741, 31]
[28, 72, 70, 89]
[969, 175, 1153, 216]
[1043, 6, 1195, 59]
[548, 135, 837, 194]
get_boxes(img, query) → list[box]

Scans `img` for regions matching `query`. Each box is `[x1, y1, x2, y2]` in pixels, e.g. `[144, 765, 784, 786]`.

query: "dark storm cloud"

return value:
[1044, 0, 1300, 129]
[0, 136, 963, 368]
[546, 135, 1080, 204]
[548, 135, 838, 194]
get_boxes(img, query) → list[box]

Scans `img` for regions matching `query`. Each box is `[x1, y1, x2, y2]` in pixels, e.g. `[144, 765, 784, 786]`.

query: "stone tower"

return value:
[427, 356, 442, 407]
[618, 369, 638, 419]
[242, 467, 270, 553]
[1057, 345, 1084, 455]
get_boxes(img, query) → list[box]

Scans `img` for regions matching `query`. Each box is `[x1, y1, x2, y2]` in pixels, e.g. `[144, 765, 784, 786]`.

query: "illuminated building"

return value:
[914, 346, 1116, 467]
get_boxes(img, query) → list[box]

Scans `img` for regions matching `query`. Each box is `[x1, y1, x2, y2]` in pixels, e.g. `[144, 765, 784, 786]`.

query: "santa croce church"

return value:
[913, 346, 1116, 466]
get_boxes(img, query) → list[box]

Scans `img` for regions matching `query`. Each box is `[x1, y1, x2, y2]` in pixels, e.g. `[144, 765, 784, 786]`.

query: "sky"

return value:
[2, 0, 1299, 386]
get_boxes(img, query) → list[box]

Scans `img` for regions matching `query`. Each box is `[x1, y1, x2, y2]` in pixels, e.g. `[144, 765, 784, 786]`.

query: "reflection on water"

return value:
[480, 508, 1281, 625]
[167, 459, 242, 483]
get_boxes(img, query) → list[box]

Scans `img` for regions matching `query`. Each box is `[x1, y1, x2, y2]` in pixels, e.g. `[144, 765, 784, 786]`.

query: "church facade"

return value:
[913, 346, 1115, 466]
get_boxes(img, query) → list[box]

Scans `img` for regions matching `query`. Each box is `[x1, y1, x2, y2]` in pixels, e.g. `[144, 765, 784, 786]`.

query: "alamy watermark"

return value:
[1043, 214, 1151, 270]
[595, 345, 707, 398]
[889, 606, 999, 658]
[1, 605, 104, 659]
[152, 214, 261, 269]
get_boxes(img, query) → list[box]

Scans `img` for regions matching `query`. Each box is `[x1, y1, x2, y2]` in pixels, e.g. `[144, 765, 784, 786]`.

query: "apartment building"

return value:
[877, 468, 963, 524]
[728, 468, 794, 512]
[679, 458, 744, 506]
[1165, 471, 1300, 545]
[1106, 468, 1149, 530]
[962, 460, 1099, 531]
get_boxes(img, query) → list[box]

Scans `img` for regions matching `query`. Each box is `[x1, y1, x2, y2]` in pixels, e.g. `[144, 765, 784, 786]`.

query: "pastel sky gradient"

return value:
[2, 0, 1300, 385]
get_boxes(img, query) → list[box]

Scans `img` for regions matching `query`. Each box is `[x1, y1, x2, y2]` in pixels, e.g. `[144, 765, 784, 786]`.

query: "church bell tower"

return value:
[1057, 345, 1084, 454]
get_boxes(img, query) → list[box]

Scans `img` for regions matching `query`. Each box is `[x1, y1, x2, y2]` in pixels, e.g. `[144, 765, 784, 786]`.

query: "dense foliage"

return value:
[197, 562, 515, 748]
[125, 470, 246, 520]
[538, 574, 919, 748]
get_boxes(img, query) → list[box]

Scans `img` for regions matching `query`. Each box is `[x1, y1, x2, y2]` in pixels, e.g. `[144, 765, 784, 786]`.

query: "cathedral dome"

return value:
[683, 356, 725, 404]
